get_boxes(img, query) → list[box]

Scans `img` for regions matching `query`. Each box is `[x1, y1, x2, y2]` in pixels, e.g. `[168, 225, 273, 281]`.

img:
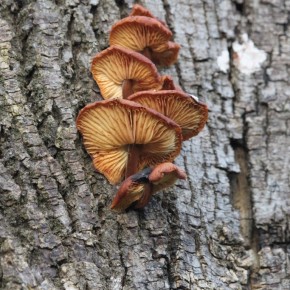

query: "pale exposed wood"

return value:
[0, 0, 289, 289]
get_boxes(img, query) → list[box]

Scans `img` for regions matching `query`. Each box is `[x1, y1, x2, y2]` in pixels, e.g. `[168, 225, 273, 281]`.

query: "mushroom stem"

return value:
[141, 47, 152, 60]
[125, 144, 141, 178]
[134, 183, 153, 209]
[122, 79, 134, 99]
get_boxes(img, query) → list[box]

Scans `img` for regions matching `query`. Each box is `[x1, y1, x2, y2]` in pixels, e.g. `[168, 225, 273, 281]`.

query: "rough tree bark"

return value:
[0, 0, 289, 289]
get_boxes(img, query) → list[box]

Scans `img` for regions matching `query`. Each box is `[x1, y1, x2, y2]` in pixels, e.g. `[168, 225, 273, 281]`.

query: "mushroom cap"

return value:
[150, 41, 180, 66]
[129, 4, 168, 27]
[161, 75, 182, 91]
[76, 99, 182, 184]
[109, 16, 180, 66]
[128, 90, 208, 140]
[149, 162, 187, 193]
[91, 46, 162, 99]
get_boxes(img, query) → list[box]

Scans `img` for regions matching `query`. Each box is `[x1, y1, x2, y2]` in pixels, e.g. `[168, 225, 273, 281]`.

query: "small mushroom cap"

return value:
[109, 16, 180, 66]
[161, 75, 182, 91]
[76, 99, 182, 184]
[161, 75, 176, 90]
[110, 167, 152, 212]
[128, 90, 208, 140]
[130, 4, 154, 17]
[130, 4, 168, 27]
[91, 46, 162, 99]
[150, 41, 180, 66]
[149, 162, 187, 193]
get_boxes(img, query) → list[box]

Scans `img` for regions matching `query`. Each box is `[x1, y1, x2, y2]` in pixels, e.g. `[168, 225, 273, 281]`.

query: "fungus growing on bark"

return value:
[110, 168, 152, 211]
[160, 75, 183, 91]
[147, 162, 187, 194]
[76, 99, 182, 184]
[161, 75, 177, 90]
[110, 162, 186, 212]
[130, 4, 168, 28]
[109, 16, 180, 66]
[91, 46, 162, 99]
[130, 4, 153, 17]
[128, 90, 208, 140]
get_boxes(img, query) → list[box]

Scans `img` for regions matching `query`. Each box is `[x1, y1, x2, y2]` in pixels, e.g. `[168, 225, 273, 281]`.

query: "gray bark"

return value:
[0, 0, 289, 289]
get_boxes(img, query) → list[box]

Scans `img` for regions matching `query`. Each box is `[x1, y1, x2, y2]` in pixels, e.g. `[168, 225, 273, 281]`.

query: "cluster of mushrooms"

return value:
[77, 5, 208, 212]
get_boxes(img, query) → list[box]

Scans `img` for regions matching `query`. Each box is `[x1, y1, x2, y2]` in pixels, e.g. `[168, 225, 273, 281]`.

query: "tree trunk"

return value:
[0, 0, 289, 289]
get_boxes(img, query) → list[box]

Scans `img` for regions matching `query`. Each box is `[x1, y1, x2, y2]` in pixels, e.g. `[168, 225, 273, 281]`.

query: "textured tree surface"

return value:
[0, 0, 289, 289]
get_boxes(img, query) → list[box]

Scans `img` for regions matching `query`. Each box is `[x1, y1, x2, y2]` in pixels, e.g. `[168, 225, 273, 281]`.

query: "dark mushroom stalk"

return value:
[125, 144, 141, 178]
[111, 162, 187, 212]
[122, 79, 135, 99]
[110, 167, 153, 211]
[142, 47, 152, 58]
[141, 47, 152, 60]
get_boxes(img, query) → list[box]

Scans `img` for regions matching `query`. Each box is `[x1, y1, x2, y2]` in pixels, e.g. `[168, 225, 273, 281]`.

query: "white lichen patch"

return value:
[232, 33, 267, 75]
[189, 94, 199, 102]
[217, 50, 230, 73]
[63, 281, 79, 290]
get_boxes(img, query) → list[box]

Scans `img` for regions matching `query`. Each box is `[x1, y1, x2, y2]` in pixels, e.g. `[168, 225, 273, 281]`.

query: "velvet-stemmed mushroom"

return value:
[161, 75, 183, 91]
[110, 168, 152, 212]
[147, 162, 187, 194]
[76, 99, 182, 184]
[110, 162, 187, 212]
[128, 90, 208, 140]
[91, 46, 162, 99]
[129, 4, 168, 27]
[109, 16, 180, 66]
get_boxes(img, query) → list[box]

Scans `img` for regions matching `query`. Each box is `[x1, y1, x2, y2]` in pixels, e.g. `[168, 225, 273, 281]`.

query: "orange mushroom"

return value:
[110, 168, 152, 211]
[147, 162, 187, 194]
[91, 46, 162, 99]
[76, 99, 182, 184]
[109, 16, 180, 66]
[130, 4, 169, 28]
[161, 75, 183, 91]
[128, 90, 208, 140]
[111, 162, 187, 212]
